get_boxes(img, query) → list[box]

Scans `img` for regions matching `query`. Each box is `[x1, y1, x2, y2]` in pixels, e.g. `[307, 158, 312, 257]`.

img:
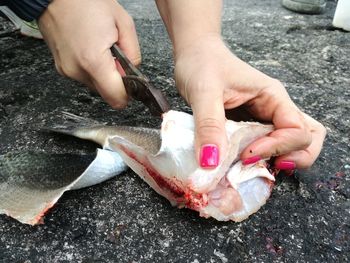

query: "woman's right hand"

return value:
[38, 0, 141, 108]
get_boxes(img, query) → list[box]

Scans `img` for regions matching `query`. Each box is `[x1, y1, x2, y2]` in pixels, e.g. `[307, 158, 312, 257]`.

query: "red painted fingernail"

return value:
[200, 144, 219, 168]
[242, 155, 261, 165]
[276, 161, 296, 170]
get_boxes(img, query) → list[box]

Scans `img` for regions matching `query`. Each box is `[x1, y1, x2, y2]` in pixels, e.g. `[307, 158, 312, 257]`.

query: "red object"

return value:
[200, 144, 219, 168]
[242, 155, 261, 165]
[276, 161, 296, 170]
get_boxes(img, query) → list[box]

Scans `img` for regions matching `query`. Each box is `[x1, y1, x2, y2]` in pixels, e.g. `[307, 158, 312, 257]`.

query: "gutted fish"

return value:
[0, 110, 275, 225]
[52, 110, 275, 221]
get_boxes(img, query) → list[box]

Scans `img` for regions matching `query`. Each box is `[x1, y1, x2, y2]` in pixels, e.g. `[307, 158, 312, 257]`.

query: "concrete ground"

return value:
[0, 0, 349, 262]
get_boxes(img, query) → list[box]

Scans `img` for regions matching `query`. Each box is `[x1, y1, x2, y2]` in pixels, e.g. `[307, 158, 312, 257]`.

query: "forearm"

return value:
[2, 0, 51, 21]
[155, 0, 222, 57]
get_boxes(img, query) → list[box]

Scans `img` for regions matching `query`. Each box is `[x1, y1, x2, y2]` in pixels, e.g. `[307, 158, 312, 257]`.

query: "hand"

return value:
[38, 0, 141, 108]
[175, 35, 326, 169]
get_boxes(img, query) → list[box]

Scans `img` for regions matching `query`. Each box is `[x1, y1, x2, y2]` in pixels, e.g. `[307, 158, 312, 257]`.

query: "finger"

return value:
[46, 38, 97, 91]
[275, 117, 327, 169]
[85, 49, 128, 108]
[55, 58, 97, 90]
[241, 104, 312, 160]
[114, 2, 141, 66]
[191, 88, 227, 169]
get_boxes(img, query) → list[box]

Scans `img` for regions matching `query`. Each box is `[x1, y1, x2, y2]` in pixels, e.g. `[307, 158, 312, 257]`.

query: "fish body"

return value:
[0, 110, 275, 224]
[53, 110, 275, 222]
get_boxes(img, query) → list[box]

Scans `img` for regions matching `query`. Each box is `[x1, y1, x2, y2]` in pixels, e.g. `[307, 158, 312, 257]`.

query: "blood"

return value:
[266, 237, 284, 256]
[145, 167, 184, 197]
[120, 145, 207, 209]
[121, 146, 184, 197]
[31, 202, 56, 225]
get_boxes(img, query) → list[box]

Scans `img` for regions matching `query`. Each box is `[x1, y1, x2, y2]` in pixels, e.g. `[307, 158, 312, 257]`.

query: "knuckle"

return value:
[272, 148, 281, 157]
[317, 122, 327, 137]
[297, 114, 313, 148]
[110, 101, 127, 109]
[191, 81, 218, 97]
[297, 159, 313, 169]
[124, 14, 136, 30]
[60, 64, 78, 78]
[54, 63, 64, 76]
[79, 51, 101, 73]
[270, 78, 285, 90]
[132, 53, 142, 66]
[196, 118, 225, 139]
[321, 125, 327, 137]
[301, 129, 313, 149]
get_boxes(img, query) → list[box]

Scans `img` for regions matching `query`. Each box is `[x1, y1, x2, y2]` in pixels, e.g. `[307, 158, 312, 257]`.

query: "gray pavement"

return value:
[0, 0, 349, 262]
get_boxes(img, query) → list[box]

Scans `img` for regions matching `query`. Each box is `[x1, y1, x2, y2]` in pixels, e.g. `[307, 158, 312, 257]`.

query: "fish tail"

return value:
[42, 112, 104, 137]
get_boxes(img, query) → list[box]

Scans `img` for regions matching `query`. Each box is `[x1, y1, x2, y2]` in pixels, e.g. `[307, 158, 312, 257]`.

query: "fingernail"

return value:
[200, 144, 219, 168]
[276, 161, 296, 170]
[242, 155, 261, 165]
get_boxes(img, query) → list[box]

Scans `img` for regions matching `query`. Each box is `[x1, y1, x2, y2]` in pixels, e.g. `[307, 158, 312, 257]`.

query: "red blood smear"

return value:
[121, 146, 184, 197]
[266, 237, 284, 256]
[145, 167, 185, 197]
[335, 172, 345, 178]
[32, 202, 56, 225]
[120, 145, 207, 210]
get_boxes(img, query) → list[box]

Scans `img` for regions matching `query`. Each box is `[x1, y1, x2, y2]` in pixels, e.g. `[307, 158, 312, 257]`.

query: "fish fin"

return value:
[42, 112, 105, 136]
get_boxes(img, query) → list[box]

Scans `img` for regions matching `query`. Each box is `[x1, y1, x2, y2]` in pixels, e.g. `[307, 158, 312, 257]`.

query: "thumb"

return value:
[191, 91, 227, 169]
[87, 49, 128, 109]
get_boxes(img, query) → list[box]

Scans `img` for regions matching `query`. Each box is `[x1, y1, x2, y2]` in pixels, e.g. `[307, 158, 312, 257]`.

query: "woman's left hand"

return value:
[174, 35, 326, 170]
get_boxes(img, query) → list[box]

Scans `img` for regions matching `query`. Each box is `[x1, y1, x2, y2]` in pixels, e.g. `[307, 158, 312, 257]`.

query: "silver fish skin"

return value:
[0, 150, 125, 225]
[52, 110, 275, 222]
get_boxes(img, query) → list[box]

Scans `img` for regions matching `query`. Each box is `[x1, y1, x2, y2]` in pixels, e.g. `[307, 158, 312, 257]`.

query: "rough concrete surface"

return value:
[0, 0, 349, 262]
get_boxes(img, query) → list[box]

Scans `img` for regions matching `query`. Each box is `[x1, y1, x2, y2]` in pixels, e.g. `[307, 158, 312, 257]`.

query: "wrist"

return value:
[173, 32, 222, 60]
[174, 34, 224, 62]
[155, 0, 223, 58]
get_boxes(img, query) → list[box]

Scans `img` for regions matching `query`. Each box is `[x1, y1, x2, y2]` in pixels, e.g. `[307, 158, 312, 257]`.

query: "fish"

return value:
[0, 110, 275, 225]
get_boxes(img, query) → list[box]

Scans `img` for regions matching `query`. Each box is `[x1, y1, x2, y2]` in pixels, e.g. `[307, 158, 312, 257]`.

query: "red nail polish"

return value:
[276, 161, 296, 170]
[200, 144, 219, 168]
[242, 155, 261, 165]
